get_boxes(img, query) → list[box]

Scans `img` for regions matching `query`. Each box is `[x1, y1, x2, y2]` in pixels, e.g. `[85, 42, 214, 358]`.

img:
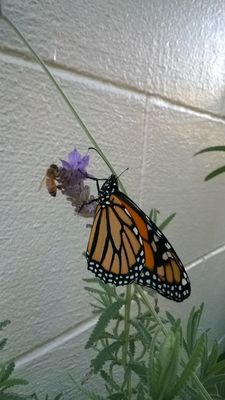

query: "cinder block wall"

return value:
[1, 1, 225, 398]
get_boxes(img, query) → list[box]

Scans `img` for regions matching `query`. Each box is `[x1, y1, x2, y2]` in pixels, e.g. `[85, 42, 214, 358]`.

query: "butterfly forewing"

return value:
[86, 194, 145, 285]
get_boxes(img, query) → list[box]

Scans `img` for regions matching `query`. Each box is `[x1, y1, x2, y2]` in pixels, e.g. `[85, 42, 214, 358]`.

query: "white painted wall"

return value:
[0, 1, 225, 398]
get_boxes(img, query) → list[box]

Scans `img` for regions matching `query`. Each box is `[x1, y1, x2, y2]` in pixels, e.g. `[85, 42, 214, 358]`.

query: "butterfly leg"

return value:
[78, 169, 110, 192]
[78, 197, 98, 214]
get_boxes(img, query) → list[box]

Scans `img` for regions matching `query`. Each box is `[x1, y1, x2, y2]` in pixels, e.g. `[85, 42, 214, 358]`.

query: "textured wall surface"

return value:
[0, 1, 225, 398]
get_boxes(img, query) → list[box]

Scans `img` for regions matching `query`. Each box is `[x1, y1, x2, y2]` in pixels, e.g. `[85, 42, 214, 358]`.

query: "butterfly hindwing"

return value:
[113, 192, 191, 302]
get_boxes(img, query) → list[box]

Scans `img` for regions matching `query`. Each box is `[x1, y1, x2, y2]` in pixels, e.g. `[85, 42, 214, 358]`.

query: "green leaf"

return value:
[136, 383, 146, 400]
[91, 341, 121, 373]
[209, 359, 225, 376]
[147, 329, 161, 399]
[96, 280, 117, 299]
[84, 286, 109, 297]
[0, 362, 15, 384]
[0, 393, 29, 400]
[159, 213, 176, 231]
[149, 209, 154, 220]
[165, 311, 176, 325]
[170, 334, 206, 399]
[69, 374, 105, 400]
[153, 209, 160, 224]
[157, 328, 181, 400]
[54, 394, 63, 400]
[204, 374, 225, 386]
[0, 339, 7, 351]
[195, 146, 225, 155]
[83, 278, 100, 284]
[204, 166, 225, 181]
[0, 378, 28, 390]
[130, 319, 152, 347]
[108, 393, 125, 400]
[0, 321, 10, 331]
[129, 339, 135, 359]
[149, 208, 160, 223]
[85, 298, 124, 349]
[130, 361, 147, 384]
[100, 370, 121, 392]
[201, 341, 219, 378]
[218, 350, 225, 362]
[185, 304, 204, 356]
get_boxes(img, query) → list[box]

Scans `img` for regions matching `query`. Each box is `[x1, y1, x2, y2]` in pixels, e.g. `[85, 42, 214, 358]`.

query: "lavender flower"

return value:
[57, 148, 97, 218]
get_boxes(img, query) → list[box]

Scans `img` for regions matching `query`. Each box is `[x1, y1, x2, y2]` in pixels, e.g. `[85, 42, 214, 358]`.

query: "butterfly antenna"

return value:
[117, 167, 129, 179]
[88, 147, 129, 180]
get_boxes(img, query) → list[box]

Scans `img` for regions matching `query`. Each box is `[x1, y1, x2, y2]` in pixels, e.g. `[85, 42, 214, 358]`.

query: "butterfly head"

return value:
[99, 175, 118, 202]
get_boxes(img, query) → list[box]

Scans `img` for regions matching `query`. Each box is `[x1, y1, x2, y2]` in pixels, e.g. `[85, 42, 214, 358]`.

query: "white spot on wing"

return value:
[154, 234, 159, 242]
[139, 236, 143, 245]
[152, 241, 157, 252]
[125, 208, 131, 216]
[133, 227, 138, 235]
[162, 252, 168, 260]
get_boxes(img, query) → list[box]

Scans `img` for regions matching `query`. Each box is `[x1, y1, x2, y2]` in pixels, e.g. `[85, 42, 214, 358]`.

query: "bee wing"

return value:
[38, 175, 46, 191]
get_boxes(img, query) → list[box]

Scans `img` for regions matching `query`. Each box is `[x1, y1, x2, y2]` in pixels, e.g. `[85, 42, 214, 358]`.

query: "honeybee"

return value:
[39, 164, 59, 197]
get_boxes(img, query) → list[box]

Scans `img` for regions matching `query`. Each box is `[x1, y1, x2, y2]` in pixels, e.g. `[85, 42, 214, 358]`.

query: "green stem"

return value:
[135, 286, 168, 335]
[192, 374, 213, 400]
[122, 285, 132, 398]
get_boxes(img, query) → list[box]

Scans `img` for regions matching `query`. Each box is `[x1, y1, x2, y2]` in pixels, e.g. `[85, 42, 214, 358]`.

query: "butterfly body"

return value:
[86, 174, 191, 302]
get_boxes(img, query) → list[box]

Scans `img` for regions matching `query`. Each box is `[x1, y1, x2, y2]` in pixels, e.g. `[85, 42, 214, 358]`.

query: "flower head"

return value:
[60, 148, 90, 172]
[57, 148, 97, 218]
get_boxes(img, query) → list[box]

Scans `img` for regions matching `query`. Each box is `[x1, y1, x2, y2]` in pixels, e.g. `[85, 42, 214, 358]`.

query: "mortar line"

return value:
[186, 242, 225, 272]
[14, 315, 98, 369]
[1, 48, 225, 125]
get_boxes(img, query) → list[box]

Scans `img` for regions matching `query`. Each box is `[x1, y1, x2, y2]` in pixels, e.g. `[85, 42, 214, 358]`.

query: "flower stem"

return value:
[135, 286, 168, 335]
[122, 285, 132, 398]
[1, 14, 126, 192]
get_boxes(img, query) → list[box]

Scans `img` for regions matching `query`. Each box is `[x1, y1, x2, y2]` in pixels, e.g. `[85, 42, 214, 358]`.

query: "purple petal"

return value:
[68, 148, 81, 168]
[60, 159, 72, 170]
[77, 154, 90, 171]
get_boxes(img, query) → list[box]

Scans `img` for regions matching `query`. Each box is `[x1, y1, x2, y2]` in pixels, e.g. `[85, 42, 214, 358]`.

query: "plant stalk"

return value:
[0, 14, 126, 192]
[122, 285, 132, 398]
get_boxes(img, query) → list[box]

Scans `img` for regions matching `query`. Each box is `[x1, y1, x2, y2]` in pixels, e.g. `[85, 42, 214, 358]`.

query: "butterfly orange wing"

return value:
[115, 192, 191, 302]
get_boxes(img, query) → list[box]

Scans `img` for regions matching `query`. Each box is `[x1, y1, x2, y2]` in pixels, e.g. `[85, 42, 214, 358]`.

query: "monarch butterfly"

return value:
[86, 174, 191, 302]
